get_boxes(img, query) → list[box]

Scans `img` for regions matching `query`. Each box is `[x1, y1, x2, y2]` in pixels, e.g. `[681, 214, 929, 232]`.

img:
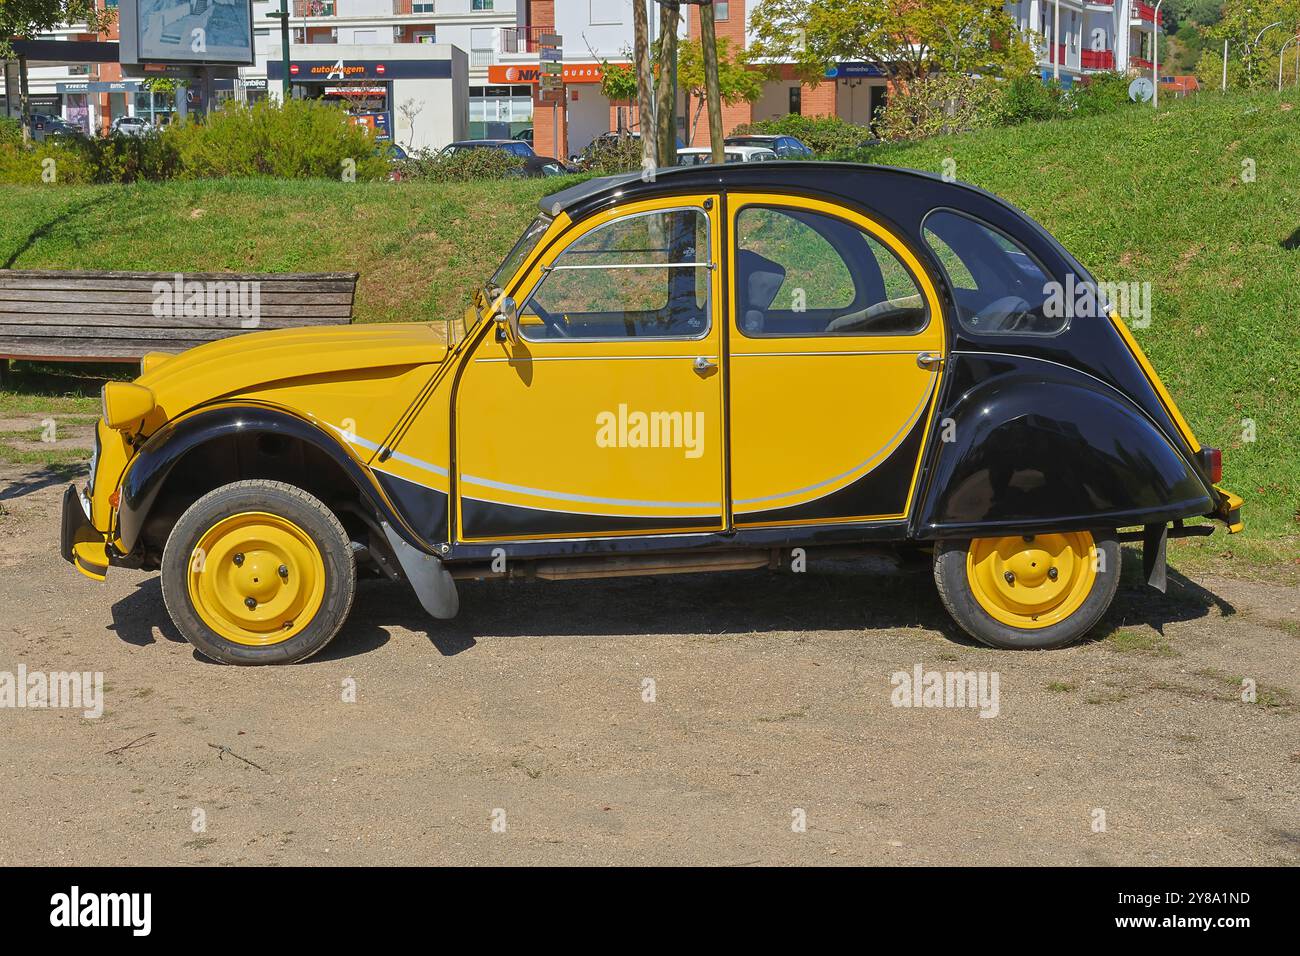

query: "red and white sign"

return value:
[488, 63, 606, 85]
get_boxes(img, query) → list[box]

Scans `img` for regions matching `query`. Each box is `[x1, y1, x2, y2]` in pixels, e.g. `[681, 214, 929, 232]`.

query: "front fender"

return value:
[915, 355, 1215, 537]
[115, 403, 425, 556]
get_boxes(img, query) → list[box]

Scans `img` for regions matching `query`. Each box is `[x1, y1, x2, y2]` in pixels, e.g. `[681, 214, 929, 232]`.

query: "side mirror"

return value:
[494, 296, 520, 342]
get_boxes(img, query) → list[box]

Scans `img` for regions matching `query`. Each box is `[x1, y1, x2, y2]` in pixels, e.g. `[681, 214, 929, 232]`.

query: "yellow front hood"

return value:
[137, 323, 448, 422]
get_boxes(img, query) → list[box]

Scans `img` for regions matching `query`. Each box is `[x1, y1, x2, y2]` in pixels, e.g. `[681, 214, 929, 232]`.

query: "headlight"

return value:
[101, 383, 156, 430]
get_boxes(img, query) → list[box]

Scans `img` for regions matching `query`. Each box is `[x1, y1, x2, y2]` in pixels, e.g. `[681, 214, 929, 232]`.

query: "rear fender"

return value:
[915, 356, 1215, 538]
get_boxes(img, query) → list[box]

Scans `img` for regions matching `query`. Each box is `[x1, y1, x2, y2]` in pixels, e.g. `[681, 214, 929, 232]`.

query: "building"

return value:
[251, 0, 517, 147]
[3, 0, 1162, 148]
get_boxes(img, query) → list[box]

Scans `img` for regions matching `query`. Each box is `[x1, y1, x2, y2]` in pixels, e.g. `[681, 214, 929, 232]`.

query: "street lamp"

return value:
[1152, 0, 1164, 108]
[1279, 34, 1300, 90]
[1248, 19, 1285, 83]
[267, 0, 293, 102]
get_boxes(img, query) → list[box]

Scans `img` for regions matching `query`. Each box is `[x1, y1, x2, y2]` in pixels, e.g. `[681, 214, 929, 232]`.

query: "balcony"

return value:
[1080, 48, 1114, 69]
[501, 25, 547, 54]
[393, 0, 437, 14]
[1131, 56, 1153, 68]
[1134, 2, 1157, 22]
[292, 0, 335, 16]
[1045, 43, 1068, 67]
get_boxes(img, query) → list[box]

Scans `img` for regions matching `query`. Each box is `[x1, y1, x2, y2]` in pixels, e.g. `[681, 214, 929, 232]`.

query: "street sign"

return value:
[1128, 76, 1154, 103]
[539, 33, 563, 94]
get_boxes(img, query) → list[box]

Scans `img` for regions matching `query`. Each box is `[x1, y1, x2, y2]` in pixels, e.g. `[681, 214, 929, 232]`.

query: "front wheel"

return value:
[933, 530, 1120, 650]
[161, 480, 356, 665]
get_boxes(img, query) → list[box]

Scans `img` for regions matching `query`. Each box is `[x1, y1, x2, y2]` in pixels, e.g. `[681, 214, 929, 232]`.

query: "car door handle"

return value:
[916, 352, 945, 370]
[693, 356, 717, 373]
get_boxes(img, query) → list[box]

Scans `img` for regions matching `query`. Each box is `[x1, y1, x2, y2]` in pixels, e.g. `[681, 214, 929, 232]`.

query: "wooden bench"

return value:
[0, 270, 359, 366]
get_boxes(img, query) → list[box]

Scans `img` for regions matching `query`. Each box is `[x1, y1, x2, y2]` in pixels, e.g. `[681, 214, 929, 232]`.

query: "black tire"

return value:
[161, 480, 356, 665]
[933, 531, 1120, 650]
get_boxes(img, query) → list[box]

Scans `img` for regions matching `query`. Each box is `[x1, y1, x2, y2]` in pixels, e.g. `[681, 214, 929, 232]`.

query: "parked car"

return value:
[64, 162, 1243, 664]
[676, 145, 778, 165]
[513, 128, 534, 146]
[573, 130, 685, 168]
[109, 116, 154, 138]
[27, 113, 84, 142]
[440, 139, 573, 177]
[724, 133, 814, 158]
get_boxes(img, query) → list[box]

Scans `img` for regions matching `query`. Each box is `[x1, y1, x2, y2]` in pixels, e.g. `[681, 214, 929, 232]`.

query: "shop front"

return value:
[268, 44, 467, 152]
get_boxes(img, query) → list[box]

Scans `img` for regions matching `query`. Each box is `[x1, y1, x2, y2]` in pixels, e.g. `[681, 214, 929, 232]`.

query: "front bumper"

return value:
[60, 484, 110, 581]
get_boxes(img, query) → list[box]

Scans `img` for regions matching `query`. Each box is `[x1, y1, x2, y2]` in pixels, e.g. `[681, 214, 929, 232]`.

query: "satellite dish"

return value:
[1129, 76, 1155, 103]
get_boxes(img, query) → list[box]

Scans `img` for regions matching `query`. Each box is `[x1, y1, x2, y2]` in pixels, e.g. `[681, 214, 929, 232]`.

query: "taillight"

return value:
[1199, 447, 1222, 484]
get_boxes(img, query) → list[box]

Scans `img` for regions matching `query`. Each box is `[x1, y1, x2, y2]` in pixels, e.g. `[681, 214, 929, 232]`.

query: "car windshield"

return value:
[480, 214, 553, 316]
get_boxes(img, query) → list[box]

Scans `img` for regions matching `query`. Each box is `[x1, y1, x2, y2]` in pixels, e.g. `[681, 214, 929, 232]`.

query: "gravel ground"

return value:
[1, 463, 1296, 866]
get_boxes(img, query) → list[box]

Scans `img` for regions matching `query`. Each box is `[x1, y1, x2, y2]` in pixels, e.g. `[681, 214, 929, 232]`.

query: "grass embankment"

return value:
[1, 90, 1296, 570]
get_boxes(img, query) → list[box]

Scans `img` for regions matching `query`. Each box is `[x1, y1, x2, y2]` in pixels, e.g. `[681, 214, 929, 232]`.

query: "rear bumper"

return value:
[1212, 486, 1245, 533]
[60, 484, 110, 581]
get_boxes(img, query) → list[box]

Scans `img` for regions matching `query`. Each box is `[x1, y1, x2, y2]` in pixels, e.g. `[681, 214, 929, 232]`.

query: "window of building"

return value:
[521, 209, 711, 341]
[921, 210, 1062, 336]
[590, 0, 621, 25]
[788, 86, 801, 115]
[472, 0, 494, 10]
[735, 206, 928, 337]
[413, 2, 435, 11]
[716, 1, 730, 20]
[469, 84, 534, 139]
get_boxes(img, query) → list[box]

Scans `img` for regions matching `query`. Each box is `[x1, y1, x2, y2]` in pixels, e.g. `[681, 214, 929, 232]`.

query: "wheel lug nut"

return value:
[1048, 567, 1058, 580]
[233, 553, 245, 566]
[244, 597, 257, 609]
[1004, 571, 1015, 584]
[278, 565, 289, 578]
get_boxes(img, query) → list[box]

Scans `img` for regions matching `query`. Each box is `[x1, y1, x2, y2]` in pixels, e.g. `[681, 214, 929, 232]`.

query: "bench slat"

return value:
[0, 310, 351, 325]
[0, 277, 358, 295]
[0, 290, 356, 306]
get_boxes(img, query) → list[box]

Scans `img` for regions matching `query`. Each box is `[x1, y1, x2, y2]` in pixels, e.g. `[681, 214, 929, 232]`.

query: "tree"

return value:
[655, 1, 681, 167]
[747, 0, 1037, 83]
[632, 0, 656, 173]
[1204, 0, 1300, 88]
[677, 36, 763, 145]
[0, 1, 115, 57]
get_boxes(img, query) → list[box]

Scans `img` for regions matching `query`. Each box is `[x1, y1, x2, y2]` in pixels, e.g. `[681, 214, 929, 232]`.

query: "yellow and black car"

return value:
[62, 163, 1243, 664]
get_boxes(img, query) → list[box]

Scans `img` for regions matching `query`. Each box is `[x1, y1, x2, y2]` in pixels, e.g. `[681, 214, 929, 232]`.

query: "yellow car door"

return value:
[454, 196, 726, 541]
[726, 194, 945, 527]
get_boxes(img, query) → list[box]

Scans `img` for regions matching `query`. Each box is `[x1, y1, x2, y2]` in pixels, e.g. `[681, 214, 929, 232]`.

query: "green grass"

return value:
[0, 90, 1296, 556]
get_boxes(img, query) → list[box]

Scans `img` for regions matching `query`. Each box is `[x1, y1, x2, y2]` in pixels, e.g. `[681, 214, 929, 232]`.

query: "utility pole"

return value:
[1053, 0, 1060, 82]
[633, 0, 656, 174]
[698, 0, 724, 164]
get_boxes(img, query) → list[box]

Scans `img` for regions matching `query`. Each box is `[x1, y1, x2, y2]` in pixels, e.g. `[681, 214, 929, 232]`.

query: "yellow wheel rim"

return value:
[966, 532, 1097, 630]
[187, 512, 326, 646]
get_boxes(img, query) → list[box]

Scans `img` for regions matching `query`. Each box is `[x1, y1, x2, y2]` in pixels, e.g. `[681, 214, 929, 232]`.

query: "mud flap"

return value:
[1142, 522, 1167, 594]
[381, 522, 459, 620]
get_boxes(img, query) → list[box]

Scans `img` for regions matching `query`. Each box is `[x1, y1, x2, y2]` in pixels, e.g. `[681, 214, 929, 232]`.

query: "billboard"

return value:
[118, 0, 255, 66]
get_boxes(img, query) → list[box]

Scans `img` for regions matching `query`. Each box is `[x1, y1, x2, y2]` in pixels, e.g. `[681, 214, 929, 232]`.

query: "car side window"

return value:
[521, 208, 710, 340]
[922, 210, 1062, 335]
[735, 206, 928, 337]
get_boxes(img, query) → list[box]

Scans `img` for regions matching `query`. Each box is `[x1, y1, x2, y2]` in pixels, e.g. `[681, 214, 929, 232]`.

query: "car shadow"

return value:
[105, 553, 1236, 662]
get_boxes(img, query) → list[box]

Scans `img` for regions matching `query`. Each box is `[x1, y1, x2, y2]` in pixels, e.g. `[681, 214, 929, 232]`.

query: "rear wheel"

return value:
[933, 530, 1119, 650]
[161, 480, 356, 665]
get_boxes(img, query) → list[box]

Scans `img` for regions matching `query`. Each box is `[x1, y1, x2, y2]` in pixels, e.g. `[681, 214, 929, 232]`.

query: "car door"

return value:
[726, 194, 945, 527]
[454, 197, 726, 541]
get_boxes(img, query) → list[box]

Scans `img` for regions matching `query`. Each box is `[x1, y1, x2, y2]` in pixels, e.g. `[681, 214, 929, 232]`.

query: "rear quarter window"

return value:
[922, 209, 1064, 336]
